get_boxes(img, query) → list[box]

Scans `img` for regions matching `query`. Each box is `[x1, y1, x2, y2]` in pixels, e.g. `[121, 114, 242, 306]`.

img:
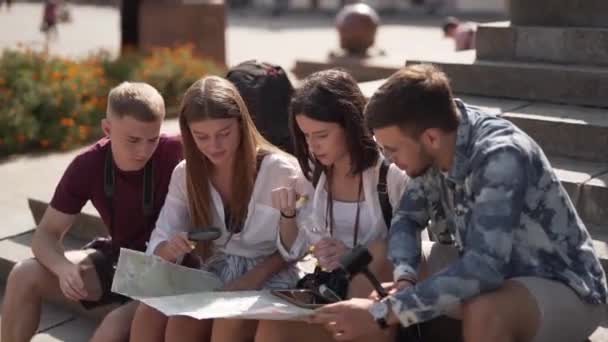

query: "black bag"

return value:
[296, 266, 350, 300]
[226, 60, 294, 153]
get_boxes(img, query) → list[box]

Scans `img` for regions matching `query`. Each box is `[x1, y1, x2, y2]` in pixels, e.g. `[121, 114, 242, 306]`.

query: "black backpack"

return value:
[226, 60, 294, 154]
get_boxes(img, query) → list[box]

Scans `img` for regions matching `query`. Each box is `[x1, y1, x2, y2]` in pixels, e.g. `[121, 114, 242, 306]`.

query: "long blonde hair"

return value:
[179, 76, 276, 233]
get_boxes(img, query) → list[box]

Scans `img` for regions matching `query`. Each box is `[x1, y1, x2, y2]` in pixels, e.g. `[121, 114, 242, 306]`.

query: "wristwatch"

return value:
[369, 300, 390, 329]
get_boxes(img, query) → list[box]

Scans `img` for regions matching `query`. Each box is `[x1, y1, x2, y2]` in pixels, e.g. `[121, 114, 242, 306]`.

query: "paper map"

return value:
[111, 249, 314, 320]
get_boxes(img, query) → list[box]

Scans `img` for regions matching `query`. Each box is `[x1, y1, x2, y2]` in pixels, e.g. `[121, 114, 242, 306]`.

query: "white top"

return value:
[278, 158, 409, 261]
[147, 152, 306, 259]
[330, 200, 374, 248]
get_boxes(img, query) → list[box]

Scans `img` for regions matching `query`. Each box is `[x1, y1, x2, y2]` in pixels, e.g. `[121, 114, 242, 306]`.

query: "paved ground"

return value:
[5, 4, 606, 342]
[0, 2, 460, 240]
[0, 3, 462, 66]
[0, 5, 461, 340]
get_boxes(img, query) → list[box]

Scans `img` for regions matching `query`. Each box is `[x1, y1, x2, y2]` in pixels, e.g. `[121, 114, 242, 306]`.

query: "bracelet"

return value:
[280, 210, 296, 219]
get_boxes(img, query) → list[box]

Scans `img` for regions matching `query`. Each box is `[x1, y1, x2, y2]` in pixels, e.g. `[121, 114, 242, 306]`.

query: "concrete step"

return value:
[28, 198, 108, 243]
[588, 227, 608, 276]
[292, 58, 399, 82]
[0, 231, 85, 284]
[360, 79, 531, 114]
[0, 231, 116, 322]
[362, 81, 608, 225]
[407, 55, 608, 108]
[0, 216, 606, 341]
[30, 316, 99, 342]
[551, 157, 608, 227]
[476, 22, 608, 67]
[0, 284, 85, 340]
[509, 0, 608, 28]
[503, 103, 608, 162]
[361, 80, 608, 162]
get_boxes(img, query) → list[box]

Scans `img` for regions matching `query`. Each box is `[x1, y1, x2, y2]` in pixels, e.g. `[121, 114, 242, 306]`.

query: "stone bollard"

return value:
[335, 3, 380, 57]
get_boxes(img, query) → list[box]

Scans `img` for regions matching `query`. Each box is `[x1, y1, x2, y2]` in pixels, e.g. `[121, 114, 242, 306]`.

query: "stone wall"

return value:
[139, 0, 226, 66]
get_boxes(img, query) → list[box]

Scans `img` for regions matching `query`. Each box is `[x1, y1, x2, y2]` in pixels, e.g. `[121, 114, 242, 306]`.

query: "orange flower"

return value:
[78, 125, 90, 140]
[66, 66, 78, 78]
[15, 134, 25, 143]
[60, 117, 75, 127]
[94, 97, 106, 110]
[40, 139, 50, 148]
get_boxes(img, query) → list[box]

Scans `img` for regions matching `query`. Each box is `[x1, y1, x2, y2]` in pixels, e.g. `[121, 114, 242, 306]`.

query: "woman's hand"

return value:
[157, 232, 194, 262]
[271, 186, 297, 219]
[312, 237, 349, 271]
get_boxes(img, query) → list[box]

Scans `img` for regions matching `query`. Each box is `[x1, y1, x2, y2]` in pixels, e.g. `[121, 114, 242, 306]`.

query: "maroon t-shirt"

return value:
[50, 135, 183, 252]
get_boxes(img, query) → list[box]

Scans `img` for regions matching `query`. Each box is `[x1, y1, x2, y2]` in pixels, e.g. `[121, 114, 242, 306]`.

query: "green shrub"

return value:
[0, 45, 225, 157]
[0, 49, 107, 155]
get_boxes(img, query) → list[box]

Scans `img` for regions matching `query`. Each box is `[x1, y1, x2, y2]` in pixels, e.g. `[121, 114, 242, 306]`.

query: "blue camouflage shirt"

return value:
[382, 100, 607, 327]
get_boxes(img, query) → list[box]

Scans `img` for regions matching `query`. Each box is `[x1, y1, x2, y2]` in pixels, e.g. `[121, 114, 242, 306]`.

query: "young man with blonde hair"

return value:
[2, 82, 182, 342]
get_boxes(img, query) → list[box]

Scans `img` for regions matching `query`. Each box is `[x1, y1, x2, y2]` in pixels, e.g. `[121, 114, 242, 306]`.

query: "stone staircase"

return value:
[404, 0, 608, 241]
[0, 199, 108, 284]
[0, 200, 115, 324]
[399, 1, 608, 337]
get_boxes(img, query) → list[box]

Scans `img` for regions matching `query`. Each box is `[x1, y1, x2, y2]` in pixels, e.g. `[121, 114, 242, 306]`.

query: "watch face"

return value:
[370, 301, 388, 319]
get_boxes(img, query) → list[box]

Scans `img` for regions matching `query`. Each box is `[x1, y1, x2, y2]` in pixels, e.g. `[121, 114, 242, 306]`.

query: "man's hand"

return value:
[369, 280, 415, 300]
[308, 298, 383, 341]
[312, 237, 348, 271]
[56, 262, 89, 301]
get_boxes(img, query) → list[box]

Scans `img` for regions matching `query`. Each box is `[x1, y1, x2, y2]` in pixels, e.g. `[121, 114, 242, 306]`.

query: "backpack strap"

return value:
[104, 146, 155, 237]
[310, 157, 393, 229]
[377, 157, 392, 229]
[142, 159, 154, 217]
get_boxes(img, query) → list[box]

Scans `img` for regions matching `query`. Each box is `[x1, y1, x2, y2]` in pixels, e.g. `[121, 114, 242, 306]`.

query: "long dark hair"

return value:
[290, 69, 379, 181]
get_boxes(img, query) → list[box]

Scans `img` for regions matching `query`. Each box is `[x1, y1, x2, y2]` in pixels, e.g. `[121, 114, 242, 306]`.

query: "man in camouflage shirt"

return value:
[310, 64, 607, 342]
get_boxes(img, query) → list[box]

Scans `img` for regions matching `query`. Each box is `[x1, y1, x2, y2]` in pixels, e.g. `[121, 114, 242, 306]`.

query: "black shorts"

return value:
[80, 248, 130, 310]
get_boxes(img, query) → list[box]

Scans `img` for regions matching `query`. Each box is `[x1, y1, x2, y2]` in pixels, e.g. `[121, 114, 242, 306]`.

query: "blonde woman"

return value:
[130, 76, 308, 342]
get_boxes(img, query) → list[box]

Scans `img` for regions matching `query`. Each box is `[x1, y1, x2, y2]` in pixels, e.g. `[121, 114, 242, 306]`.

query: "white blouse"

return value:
[330, 200, 375, 248]
[278, 158, 409, 261]
[147, 152, 306, 259]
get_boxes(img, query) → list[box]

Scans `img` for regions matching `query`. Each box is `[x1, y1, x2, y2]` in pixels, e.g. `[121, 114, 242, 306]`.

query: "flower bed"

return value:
[0, 44, 224, 157]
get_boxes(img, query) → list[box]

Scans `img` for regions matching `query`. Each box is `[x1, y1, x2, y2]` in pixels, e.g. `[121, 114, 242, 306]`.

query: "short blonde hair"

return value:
[107, 82, 165, 122]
